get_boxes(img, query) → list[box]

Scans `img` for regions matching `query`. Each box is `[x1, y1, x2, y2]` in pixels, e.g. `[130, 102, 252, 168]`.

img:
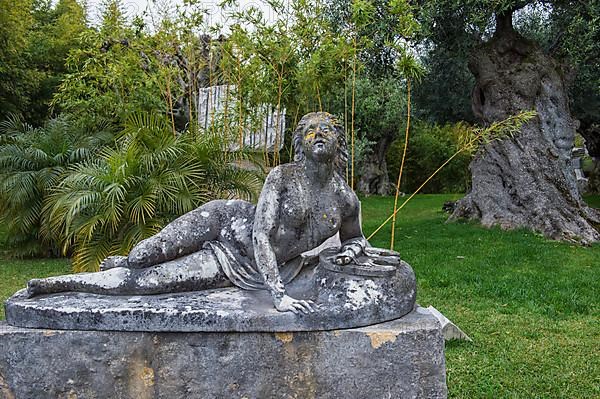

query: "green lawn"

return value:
[0, 194, 599, 398]
[0, 259, 71, 320]
[363, 194, 600, 398]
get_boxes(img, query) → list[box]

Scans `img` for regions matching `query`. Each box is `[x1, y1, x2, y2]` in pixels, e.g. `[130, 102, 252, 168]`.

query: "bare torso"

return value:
[216, 163, 359, 270]
[267, 164, 357, 263]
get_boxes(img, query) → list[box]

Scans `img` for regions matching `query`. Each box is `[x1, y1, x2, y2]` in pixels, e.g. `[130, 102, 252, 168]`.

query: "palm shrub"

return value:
[45, 113, 263, 272]
[0, 114, 113, 256]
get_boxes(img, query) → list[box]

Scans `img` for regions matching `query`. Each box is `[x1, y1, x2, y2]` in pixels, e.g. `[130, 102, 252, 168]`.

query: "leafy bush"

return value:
[387, 121, 472, 193]
[0, 114, 114, 256]
[53, 29, 167, 124]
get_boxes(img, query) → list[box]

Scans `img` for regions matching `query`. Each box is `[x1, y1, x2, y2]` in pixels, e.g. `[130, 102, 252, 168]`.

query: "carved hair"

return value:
[292, 112, 348, 175]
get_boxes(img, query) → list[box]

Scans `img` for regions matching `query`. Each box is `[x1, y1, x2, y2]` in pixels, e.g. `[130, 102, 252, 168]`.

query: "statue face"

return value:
[301, 119, 338, 162]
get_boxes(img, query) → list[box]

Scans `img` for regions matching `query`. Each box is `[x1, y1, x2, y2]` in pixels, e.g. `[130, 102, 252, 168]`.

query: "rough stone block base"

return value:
[0, 308, 447, 399]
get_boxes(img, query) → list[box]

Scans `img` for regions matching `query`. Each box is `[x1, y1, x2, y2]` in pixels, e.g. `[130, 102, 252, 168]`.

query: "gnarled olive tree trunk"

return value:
[450, 11, 600, 244]
[357, 136, 392, 195]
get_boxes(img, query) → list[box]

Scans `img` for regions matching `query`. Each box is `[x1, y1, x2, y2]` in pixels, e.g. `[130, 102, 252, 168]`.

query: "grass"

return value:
[0, 259, 71, 320]
[0, 194, 598, 397]
[363, 194, 600, 398]
[584, 194, 600, 208]
[0, 215, 72, 319]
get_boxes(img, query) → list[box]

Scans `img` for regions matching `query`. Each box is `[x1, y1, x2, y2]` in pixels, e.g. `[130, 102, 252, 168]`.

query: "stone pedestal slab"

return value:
[0, 308, 446, 399]
[5, 261, 416, 332]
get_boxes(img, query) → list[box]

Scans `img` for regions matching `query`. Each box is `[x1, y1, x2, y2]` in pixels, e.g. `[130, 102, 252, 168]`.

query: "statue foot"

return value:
[27, 279, 43, 298]
[100, 256, 129, 271]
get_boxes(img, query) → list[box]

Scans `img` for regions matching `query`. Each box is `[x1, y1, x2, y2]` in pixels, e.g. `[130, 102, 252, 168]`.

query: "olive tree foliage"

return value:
[550, 2, 600, 161]
[53, 1, 168, 127]
[411, 6, 478, 124]
[0, 0, 86, 125]
[418, 0, 600, 243]
[319, 0, 422, 194]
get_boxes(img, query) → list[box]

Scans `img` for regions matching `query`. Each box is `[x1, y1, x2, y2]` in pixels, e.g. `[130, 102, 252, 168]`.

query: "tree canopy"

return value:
[0, 0, 87, 124]
[414, 0, 600, 128]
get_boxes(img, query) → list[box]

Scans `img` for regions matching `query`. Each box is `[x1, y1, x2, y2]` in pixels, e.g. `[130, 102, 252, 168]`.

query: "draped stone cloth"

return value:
[205, 241, 304, 291]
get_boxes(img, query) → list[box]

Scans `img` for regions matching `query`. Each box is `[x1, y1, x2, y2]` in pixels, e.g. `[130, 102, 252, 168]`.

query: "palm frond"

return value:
[72, 234, 114, 272]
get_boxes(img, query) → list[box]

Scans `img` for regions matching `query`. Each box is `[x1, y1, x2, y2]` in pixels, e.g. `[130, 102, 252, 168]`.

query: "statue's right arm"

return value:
[252, 168, 316, 314]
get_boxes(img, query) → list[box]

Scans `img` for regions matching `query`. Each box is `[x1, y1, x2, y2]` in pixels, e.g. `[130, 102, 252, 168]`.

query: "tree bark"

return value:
[357, 136, 392, 195]
[450, 10, 600, 244]
[581, 123, 600, 193]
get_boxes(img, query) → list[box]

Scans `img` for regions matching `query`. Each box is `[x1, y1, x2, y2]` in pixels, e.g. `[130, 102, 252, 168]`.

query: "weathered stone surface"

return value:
[0, 307, 446, 399]
[427, 306, 472, 342]
[5, 260, 416, 332]
[24, 112, 416, 317]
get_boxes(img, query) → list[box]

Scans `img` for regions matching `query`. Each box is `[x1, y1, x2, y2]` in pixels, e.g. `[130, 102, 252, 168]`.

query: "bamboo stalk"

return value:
[390, 79, 411, 251]
[224, 79, 231, 142]
[208, 41, 215, 136]
[193, 42, 199, 123]
[274, 67, 284, 166]
[350, 37, 357, 191]
[344, 62, 349, 184]
[237, 51, 244, 150]
[187, 43, 194, 125]
[264, 105, 270, 168]
[316, 83, 322, 112]
[188, 73, 193, 125]
[165, 72, 176, 137]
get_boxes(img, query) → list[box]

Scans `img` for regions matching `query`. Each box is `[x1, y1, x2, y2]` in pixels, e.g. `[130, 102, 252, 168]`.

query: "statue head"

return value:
[293, 112, 348, 175]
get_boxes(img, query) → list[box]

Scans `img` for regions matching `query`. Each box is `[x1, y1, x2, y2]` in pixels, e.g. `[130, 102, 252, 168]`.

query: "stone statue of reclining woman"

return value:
[27, 112, 373, 314]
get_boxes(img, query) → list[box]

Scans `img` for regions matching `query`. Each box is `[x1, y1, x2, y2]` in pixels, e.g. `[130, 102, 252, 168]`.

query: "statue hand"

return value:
[275, 295, 318, 314]
[335, 240, 366, 265]
[334, 249, 354, 265]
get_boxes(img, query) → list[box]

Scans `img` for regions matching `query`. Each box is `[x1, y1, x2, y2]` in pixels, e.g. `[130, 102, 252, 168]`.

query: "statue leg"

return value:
[28, 249, 232, 297]
[127, 202, 224, 268]
[27, 267, 135, 296]
[99, 255, 128, 271]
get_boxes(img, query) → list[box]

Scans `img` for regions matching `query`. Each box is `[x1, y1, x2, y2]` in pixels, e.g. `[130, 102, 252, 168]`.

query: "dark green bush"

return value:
[386, 121, 472, 194]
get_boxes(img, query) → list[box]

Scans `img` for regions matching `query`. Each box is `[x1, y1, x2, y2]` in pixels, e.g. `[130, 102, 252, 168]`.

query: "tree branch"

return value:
[495, 9, 515, 37]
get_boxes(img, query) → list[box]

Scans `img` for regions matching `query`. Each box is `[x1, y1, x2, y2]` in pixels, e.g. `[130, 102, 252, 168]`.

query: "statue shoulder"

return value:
[333, 173, 360, 216]
[265, 163, 301, 183]
[260, 164, 302, 199]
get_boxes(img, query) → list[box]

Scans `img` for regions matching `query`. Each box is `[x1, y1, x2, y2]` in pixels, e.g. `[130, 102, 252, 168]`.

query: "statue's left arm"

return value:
[337, 194, 369, 264]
